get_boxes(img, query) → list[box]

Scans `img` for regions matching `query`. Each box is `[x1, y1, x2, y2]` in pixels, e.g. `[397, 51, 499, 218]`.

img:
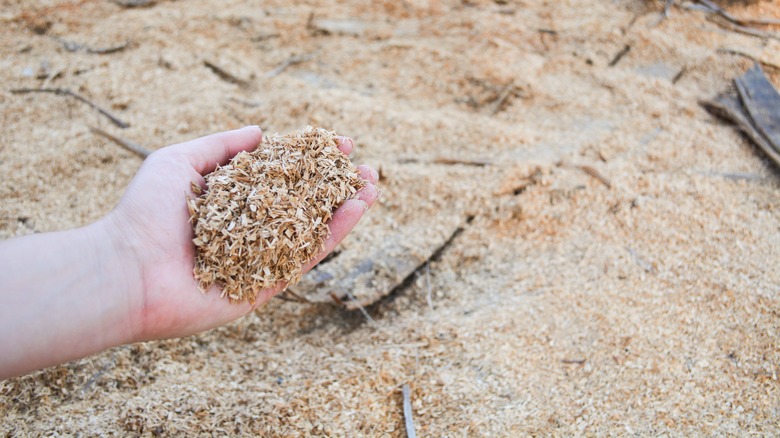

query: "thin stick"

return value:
[717, 48, 780, 70]
[204, 60, 250, 87]
[609, 45, 631, 67]
[265, 53, 314, 78]
[11, 88, 129, 128]
[89, 125, 151, 158]
[79, 356, 116, 396]
[111, 0, 153, 7]
[432, 157, 492, 167]
[716, 19, 780, 41]
[697, 0, 780, 26]
[577, 165, 612, 188]
[399, 157, 491, 167]
[489, 82, 519, 115]
[278, 287, 311, 303]
[402, 384, 417, 438]
[52, 36, 131, 54]
[344, 290, 378, 327]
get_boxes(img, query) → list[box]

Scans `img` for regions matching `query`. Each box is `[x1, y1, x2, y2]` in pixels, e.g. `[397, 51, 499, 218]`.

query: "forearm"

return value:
[0, 220, 141, 380]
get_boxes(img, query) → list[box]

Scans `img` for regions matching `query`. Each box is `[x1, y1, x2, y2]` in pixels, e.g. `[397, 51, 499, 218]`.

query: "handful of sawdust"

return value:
[188, 126, 365, 303]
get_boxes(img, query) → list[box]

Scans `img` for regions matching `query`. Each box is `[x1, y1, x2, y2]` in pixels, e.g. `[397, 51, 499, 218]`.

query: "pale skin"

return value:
[0, 126, 379, 380]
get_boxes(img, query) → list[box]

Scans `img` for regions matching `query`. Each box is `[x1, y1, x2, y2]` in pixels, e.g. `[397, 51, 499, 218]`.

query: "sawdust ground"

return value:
[1, 0, 779, 435]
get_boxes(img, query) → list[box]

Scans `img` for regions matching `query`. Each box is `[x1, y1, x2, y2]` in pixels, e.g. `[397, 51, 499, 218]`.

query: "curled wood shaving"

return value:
[188, 126, 365, 303]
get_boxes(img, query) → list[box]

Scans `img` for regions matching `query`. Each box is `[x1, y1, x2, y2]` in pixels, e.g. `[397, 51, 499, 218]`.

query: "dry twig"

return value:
[345, 290, 378, 326]
[399, 157, 491, 167]
[52, 36, 131, 54]
[10, 87, 129, 128]
[577, 164, 612, 188]
[696, 0, 780, 26]
[265, 53, 315, 78]
[489, 82, 521, 115]
[89, 125, 151, 158]
[717, 48, 780, 71]
[682, 1, 780, 40]
[609, 45, 631, 67]
[204, 60, 251, 87]
[110, 0, 154, 7]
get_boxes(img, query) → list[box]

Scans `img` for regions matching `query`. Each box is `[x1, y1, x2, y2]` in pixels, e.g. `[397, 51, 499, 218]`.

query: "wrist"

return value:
[86, 213, 146, 347]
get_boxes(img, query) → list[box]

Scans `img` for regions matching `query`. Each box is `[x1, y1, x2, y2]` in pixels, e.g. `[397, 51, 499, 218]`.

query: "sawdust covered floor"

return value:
[1, 0, 780, 435]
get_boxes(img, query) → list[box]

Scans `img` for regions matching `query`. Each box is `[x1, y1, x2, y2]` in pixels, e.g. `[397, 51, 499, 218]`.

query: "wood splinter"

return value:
[402, 384, 417, 438]
[10, 87, 130, 128]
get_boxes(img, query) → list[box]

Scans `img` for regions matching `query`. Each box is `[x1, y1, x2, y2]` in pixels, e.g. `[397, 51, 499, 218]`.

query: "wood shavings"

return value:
[188, 126, 365, 303]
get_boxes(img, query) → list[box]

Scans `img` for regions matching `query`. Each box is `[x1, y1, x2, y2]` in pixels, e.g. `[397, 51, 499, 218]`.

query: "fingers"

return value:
[336, 136, 354, 156]
[303, 199, 369, 272]
[356, 182, 379, 205]
[167, 126, 263, 175]
[250, 187, 377, 309]
[356, 164, 378, 184]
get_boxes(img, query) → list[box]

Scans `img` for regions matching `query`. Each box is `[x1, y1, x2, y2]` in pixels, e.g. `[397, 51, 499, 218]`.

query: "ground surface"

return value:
[1, 0, 780, 435]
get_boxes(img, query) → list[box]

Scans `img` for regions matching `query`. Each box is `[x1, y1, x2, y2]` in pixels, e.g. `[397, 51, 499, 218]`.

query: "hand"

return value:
[102, 126, 379, 342]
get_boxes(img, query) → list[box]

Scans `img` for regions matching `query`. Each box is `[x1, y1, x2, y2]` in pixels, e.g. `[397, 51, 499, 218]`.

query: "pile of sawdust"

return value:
[188, 126, 365, 303]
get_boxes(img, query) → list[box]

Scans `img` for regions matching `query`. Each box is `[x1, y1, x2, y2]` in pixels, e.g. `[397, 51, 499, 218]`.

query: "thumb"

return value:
[167, 126, 263, 175]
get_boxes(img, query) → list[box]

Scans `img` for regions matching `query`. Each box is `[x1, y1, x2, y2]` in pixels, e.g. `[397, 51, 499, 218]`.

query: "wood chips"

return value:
[188, 126, 365, 303]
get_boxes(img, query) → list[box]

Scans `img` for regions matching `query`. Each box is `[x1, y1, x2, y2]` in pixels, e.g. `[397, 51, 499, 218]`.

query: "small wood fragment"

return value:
[702, 64, 780, 168]
[10, 87, 129, 128]
[110, 0, 154, 7]
[402, 384, 417, 438]
[399, 157, 491, 167]
[577, 164, 612, 188]
[696, 0, 780, 27]
[627, 247, 655, 274]
[717, 48, 780, 71]
[89, 125, 151, 158]
[344, 290, 378, 327]
[609, 45, 631, 67]
[52, 36, 131, 54]
[204, 60, 251, 87]
[489, 82, 520, 115]
[265, 54, 315, 78]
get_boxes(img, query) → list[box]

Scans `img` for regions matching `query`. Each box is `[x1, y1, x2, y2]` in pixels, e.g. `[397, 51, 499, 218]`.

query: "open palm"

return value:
[107, 126, 378, 342]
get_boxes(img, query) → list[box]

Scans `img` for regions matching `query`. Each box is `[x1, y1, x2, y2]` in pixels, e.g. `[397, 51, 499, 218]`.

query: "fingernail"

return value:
[337, 136, 353, 148]
[357, 200, 369, 212]
[369, 167, 379, 182]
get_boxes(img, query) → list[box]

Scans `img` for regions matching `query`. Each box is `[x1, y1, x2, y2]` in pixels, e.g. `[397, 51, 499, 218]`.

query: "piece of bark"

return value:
[294, 212, 464, 310]
[701, 64, 780, 168]
[736, 64, 780, 151]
